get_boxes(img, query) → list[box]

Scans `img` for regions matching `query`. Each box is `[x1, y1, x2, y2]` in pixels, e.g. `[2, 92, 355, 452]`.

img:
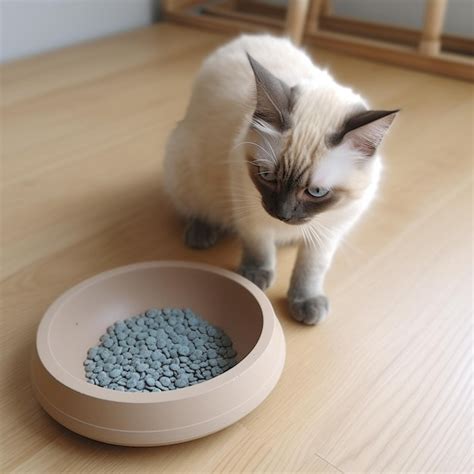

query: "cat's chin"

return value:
[282, 218, 310, 226]
[261, 204, 308, 226]
[266, 211, 309, 226]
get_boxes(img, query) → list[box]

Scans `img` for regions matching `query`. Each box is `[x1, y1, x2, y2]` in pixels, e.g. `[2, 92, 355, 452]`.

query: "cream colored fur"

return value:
[164, 35, 391, 325]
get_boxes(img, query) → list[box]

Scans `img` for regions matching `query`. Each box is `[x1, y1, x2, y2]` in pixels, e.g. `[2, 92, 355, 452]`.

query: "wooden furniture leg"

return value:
[306, 0, 324, 33]
[419, 0, 448, 55]
[285, 0, 310, 44]
[322, 0, 331, 16]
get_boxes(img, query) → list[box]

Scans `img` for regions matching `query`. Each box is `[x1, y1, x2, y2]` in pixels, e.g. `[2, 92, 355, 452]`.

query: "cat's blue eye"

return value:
[307, 186, 330, 198]
[258, 167, 276, 182]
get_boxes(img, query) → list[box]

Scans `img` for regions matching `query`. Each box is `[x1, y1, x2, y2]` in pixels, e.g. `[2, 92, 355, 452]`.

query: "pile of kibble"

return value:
[84, 308, 237, 392]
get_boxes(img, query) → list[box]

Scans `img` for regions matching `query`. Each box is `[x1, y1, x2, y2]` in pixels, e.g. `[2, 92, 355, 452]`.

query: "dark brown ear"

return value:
[247, 53, 292, 132]
[334, 109, 399, 156]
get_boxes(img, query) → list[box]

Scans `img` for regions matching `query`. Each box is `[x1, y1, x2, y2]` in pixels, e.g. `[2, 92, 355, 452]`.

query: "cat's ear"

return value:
[336, 109, 399, 157]
[247, 53, 292, 132]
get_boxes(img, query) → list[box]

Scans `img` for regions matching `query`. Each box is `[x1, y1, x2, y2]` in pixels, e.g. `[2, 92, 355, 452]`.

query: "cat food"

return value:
[84, 308, 237, 392]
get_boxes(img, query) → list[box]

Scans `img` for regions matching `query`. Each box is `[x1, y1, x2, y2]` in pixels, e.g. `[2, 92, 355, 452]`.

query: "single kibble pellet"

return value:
[84, 308, 237, 392]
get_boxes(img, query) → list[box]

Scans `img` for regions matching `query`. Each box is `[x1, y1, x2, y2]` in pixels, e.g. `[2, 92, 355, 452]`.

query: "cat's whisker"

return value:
[301, 227, 308, 247]
[312, 224, 352, 264]
[306, 224, 329, 253]
[231, 206, 260, 214]
[231, 202, 262, 212]
[249, 117, 280, 139]
[231, 141, 274, 163]
[312, 220, 362, 256]
[307, 228, 320, 250]
[220, 203, 259, 212]
[311, 227, 325, 251]
[216, 193, 259, 202]
[228, 184, 255, 191]
[310, 221, 338, 241]
[216, 159, 257, 167]
[229, 191, 260, 200]
[232, 213, 258, 226]
[214, 186, 256, 197]
[300, 226, 312, 249]
[301, 224, 317, 249]
[253, 157, 276, 166]
[228, 196, 260, 204]
[230, 199, 261, 208]
[226, 193, 260, 203]
[216, 191, 254, 199]
[232, 210, 258, 219]
[299, 226, 306, 246]
[312, 223, 359, 267]
[232, 201, 261, 210]
[251, 127, 278, 163]
[212, 157, 274, 173]
[306, 228, 318, 250]
[217, 158, 278, 172]
[217, 198, 254, 205]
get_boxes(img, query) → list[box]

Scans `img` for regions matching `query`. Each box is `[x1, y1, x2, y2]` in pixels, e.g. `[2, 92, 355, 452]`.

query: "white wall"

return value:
[0, 0, 160, 63]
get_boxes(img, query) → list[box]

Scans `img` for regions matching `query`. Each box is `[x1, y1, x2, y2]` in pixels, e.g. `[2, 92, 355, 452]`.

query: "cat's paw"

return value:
[184, 218, 220, 250]
[289, 295, 329, 325]
[238, 265, 274, 291]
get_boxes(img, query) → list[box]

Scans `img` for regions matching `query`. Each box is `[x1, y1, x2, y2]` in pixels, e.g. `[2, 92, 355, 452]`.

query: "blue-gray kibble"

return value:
[110, 368, 122, 378]
[84, 308, 237, 392]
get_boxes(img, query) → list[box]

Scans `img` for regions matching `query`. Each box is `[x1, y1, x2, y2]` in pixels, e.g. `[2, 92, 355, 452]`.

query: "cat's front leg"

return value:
[238, 233, 276, 291]
[288, 236, 339, 325]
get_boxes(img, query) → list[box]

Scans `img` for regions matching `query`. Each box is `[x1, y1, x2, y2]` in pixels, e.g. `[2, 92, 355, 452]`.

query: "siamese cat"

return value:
[164, 34, 397, 324]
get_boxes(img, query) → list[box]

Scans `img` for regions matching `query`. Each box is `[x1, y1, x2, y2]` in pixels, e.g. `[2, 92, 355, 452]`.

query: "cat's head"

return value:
[244, 54, 398, 225]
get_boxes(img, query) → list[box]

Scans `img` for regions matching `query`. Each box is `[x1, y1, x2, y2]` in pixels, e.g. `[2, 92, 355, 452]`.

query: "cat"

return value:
[164, 34, 398, 325]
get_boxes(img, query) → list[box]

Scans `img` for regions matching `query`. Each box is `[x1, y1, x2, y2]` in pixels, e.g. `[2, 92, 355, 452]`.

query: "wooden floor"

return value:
[1, 23, 472, 473]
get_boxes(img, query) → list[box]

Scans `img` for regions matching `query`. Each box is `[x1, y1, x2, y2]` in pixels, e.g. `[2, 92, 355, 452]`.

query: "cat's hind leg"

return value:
[184, 217, 222, 250]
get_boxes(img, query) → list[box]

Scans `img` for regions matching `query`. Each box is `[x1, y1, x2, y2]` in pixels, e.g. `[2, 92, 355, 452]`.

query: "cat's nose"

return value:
[274, 197, 296, 222]
[275, 208, 293, 222]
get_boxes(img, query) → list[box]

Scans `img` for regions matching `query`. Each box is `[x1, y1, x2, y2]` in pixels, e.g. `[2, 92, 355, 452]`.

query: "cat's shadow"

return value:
[72, 175, 242, 274]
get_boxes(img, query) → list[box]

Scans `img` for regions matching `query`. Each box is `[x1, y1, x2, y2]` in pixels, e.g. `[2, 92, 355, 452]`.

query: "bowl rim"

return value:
[36, 260, 277, 404]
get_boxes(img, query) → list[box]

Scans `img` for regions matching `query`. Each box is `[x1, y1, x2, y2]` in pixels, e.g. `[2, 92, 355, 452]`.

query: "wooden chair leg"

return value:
[322, 0, 331, 16]
[419, 0, 448, 55]
[306, 0, 324, 34]
[285, 0, 310, 45]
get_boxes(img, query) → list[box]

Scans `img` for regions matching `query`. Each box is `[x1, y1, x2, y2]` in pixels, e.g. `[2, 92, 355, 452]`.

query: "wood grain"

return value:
[234, 0, 474, 55]
[162, 1, 474, 81]
[1, 23, 473, 473]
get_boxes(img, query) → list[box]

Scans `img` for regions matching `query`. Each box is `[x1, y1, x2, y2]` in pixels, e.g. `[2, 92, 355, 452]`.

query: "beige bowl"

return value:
[31, 261, 285, 446]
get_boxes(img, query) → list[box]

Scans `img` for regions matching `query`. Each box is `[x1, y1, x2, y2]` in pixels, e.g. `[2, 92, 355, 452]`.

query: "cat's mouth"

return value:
[262, 203, 308, 225]
[275, 215, 307, 225]
[277, 216, 309, 225]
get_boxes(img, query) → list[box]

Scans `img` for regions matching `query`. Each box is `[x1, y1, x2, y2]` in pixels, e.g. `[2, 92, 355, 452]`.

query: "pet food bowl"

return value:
[31, 261, 285, 446]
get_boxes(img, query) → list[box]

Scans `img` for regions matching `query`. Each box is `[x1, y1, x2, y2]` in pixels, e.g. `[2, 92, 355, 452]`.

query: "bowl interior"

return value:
[47, 265, 264, 381]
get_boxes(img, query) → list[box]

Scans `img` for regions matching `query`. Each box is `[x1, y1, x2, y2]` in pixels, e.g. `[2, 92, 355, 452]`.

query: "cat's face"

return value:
[245, 54, 397, 225]
[246, 131, 343, 225]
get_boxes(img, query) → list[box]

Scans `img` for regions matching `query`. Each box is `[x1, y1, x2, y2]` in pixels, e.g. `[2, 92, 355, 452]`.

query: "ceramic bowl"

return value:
[31, 261, 285, 446]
